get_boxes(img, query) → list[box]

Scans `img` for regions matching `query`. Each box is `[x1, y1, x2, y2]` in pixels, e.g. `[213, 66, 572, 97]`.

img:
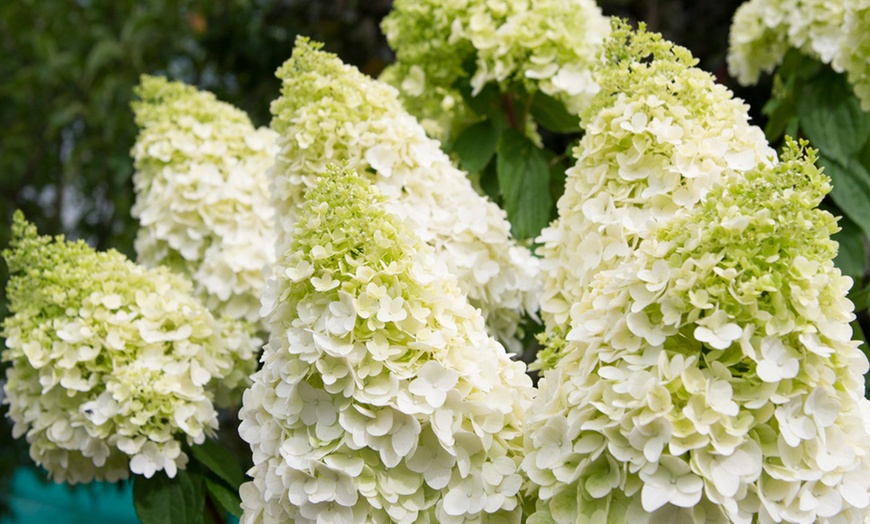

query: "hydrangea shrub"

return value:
[728, 0, 870, 110]
[269, 38, 540, 352]
[535, 21, 775, 369]
[1, 212, 258, 483]
[131, 75, 278, 325]
[380, 0, 610, 140]
[238, 166, 535, 523]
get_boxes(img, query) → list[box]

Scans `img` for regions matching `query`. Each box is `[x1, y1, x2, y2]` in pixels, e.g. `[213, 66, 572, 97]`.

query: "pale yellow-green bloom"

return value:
[381, 0, 610, 140]
[525, 22, 870, 522]
[239, 166, 534, 523]
[269, 38, 540, 353]
[536, 20, 774, 369]
[131, 75, 277, 325]
[728, 0, 870, 110]
[527, 138, 870, 522]
[2, 212, 257, 483]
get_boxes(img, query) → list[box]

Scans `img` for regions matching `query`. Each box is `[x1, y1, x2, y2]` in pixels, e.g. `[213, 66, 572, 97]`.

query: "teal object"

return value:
[3, 467, 138, 524]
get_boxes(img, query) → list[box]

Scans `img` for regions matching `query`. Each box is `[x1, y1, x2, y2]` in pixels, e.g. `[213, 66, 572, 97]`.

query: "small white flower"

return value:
[640, 456, 705, 511]
[376, 295, 407, 323]
[408, 361, 459, 408]
[694, 311, 744, 350]
[326, 292, 357, 336]
[756, 336, 799, 383]
[775, 397, 816, 447]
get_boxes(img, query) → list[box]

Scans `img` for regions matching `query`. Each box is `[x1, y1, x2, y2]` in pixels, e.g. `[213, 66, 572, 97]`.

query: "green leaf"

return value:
[454, 53, 501, 115]
[133, 469, 205, 524]
[762, 51, 822, 142]
[496, 129, 553, 239]
[205, 477, 243, 518]
[456, 80, 501, 115]
[530, 92, 582, 133]
[851, 319, 870, 398]
[549, 156, 569, 221]
[798, 72, 870, 160]
[761, 92, 797, 144]
[850, 285, 870, 312]
[819, 155, 870, 238]
[452, 116, 504, 173]
[832, 212, 866, 285]
[479, 157, 501, 204]
[190, 438, 245, 490]
[777, 48, 821, 81]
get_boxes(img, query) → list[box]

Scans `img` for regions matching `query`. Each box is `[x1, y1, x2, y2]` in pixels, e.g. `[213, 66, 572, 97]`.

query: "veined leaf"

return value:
[205, 476, 243, 519]
[831, 211, 866, 285]
[798, 72, 870, 161]
[530, 92, 582, 133]
[453, 115, 504, 173]
[496, 129, 553, 239]
[133, 469, 205, 524]
[190, 438, 245, 490]
[819, 155, 870, 239]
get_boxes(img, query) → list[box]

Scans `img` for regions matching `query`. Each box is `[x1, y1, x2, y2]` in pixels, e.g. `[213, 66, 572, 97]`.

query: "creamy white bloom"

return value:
[131, 75, 278, 325]
[524, 22, 870, 523]
[535, 20, 775, 370]
[728, 0, 870, 109]
[269, 38, 540, 352]
[2, 213, 257, 483]
[238, 167, 534, 523]
[381, 0, 610, 140]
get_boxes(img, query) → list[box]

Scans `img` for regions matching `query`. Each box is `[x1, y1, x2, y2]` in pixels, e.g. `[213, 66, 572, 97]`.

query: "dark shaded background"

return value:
[0, 0, 756, 518]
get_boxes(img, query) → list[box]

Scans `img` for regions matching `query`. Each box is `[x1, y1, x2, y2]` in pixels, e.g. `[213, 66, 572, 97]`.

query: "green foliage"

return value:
[448, 81, 579, 241]
[132, 439, 246, 523]
[134, 469, 205, 524]
[798, 73, 870, 161]
[191, 438, 246, 519]
[452, 116, 505, 174]
[496, 130, 554, 240]
[189, 439, 245, 491]
[530, 92, 583, 134]
[204, 477, 242, 519]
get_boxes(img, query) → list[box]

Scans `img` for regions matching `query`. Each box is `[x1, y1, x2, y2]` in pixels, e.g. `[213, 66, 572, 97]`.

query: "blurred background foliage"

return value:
[0, 0, 787, 520]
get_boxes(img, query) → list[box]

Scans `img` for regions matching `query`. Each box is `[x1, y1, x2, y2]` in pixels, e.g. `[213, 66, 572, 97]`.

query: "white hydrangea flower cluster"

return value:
[269, 38, 540, 352]
[727, 0, 870, 109]
[381, 0, 610, 138]
[525, 138, 870, 522]
[238, 166, 535, 523]
[1, 212, 258, 484]
[834, 0, 870, 109]
[535, 21, 775, 369]
[131, 75, 278, 324]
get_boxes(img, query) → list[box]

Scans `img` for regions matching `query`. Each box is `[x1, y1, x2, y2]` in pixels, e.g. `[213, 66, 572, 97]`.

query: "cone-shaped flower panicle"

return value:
[380, 0, 610, 140]
[131, 75, 278, 325]
[270, 38, 540, 352]
[238, 166, 535, 523]
[1, 212, 258, 483]
[524, 139, 870, 522]
[728, 0, 870, 110]
[536, 21, 775, 369]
